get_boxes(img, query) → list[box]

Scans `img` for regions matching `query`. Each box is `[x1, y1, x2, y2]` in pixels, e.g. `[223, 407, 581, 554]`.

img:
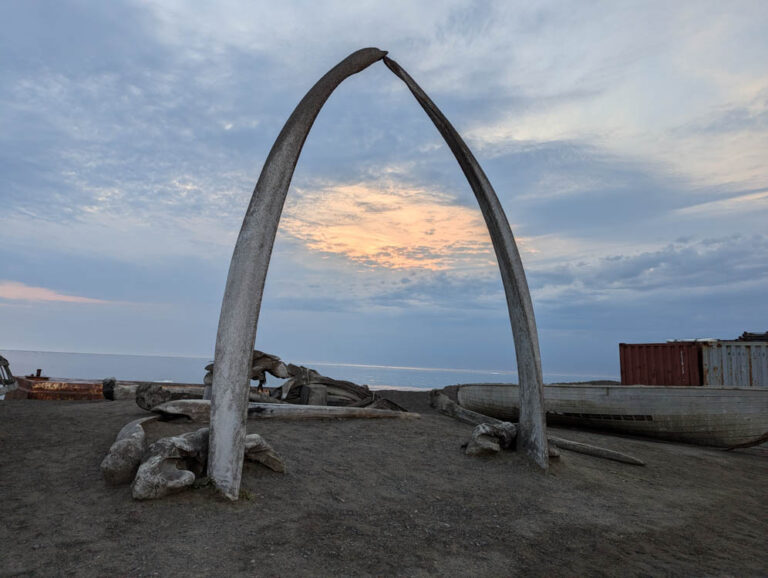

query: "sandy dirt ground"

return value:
[1, 390, 767, 577]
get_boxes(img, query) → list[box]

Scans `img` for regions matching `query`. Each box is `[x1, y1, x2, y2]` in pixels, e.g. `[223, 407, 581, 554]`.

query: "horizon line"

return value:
[0, 347, 618, 379]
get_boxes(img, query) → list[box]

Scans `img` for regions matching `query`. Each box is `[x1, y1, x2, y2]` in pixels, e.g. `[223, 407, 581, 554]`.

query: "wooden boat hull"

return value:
[457, 384, 768, 447]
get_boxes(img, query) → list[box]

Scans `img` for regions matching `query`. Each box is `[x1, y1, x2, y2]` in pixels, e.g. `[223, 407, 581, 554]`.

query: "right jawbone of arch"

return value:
[208, 47, 548, 500]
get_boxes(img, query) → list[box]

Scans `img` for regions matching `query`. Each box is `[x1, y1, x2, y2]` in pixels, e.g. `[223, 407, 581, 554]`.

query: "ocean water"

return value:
[1, 349, 617, 390]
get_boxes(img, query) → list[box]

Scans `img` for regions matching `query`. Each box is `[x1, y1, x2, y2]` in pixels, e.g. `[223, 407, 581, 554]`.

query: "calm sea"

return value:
[1, 349, 616, 390]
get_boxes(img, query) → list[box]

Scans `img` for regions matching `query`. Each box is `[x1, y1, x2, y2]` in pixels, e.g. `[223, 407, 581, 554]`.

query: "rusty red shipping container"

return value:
[619, 342, 702, 386]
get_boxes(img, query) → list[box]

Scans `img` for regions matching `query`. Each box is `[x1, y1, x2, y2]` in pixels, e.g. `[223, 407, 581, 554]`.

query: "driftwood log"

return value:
[152, 399, 419, 423]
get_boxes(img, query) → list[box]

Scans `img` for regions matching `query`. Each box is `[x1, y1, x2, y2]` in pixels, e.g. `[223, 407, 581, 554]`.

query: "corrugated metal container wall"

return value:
[701, 341, 768, 388]
[619, 342, 702, 386]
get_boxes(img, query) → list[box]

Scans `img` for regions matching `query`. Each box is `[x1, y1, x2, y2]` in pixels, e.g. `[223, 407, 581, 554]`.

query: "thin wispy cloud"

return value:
[0, 281, 110, 304]
[676, 189, 768, 216]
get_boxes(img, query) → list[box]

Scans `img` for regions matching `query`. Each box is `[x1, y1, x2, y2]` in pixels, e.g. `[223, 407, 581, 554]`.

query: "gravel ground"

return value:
[1, 392, 767, 576]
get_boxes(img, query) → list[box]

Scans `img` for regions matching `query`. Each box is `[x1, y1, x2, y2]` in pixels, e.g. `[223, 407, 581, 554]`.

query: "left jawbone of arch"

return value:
[208, 48, 547, 501]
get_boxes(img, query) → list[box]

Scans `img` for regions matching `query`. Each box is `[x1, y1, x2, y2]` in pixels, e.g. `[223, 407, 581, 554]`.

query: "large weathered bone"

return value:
[384, 56, 548, 469]
[135, 382, 281, 410]
[548, 436, 645, 466]
[203, 350, 289, 396]
[100, 415, 159, 485]
[155, 399, 419, 422]
[132, 428, 210, 500]
[209, 47, 547, 499]
[275, 364, 371, 405]
[208, 48, 388, 499]
[135, 383, 207, 411]
[247, 403, 419, 420]
[430, 390, 507, 427]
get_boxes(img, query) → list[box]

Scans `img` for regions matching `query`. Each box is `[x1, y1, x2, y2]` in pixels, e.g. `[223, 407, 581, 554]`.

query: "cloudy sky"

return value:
[1, 0, 766, 379]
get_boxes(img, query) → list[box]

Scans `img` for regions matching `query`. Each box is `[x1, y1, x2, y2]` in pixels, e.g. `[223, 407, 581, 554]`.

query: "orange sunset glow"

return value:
[281, 182, 498, 271]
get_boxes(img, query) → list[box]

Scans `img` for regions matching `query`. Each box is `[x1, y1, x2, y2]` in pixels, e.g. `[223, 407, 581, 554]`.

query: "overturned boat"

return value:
[457, 383, 768, 448]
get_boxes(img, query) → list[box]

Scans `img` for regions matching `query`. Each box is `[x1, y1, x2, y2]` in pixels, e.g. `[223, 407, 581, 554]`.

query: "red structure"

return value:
[619, 342, 702, 386]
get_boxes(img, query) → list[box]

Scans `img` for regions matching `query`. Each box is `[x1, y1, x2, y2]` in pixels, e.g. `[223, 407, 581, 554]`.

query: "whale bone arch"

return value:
[208, 48, 548, 500]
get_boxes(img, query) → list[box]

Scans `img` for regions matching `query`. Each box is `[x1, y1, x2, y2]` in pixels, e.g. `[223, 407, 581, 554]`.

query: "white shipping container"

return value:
[701, 341, 768, 388]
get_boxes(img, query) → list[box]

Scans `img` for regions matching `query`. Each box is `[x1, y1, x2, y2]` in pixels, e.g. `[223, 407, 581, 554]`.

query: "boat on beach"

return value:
[457, 383, 768, 448]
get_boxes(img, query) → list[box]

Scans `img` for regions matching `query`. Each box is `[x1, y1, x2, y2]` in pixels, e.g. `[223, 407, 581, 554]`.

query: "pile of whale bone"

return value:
[122, 350, 407, 412]
[100, 417, 287, 500]
[101, 351, 417, 499]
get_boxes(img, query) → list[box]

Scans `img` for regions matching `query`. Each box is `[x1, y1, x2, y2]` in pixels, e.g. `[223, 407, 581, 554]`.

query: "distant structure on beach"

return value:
[619, 333, 768, 388]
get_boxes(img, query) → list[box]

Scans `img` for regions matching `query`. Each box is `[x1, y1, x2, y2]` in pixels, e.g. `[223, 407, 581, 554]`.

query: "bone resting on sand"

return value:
[431, 390, 644, 466]
[101, 424, 286, 500]
[152, 399, 420, 422]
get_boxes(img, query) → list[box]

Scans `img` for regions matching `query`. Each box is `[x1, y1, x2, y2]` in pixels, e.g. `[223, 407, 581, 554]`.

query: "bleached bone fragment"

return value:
[244, 433, 285, 473]
[152, 399, 213, 422]
[384, 56, 548, 469]
[154, 399, 419, 422]
[132, 428, 209, 500]
[465, 422, 518, 457]
[431, 390, 506, 427]
[100, 416, 158, 485]
[548, 436, 645, 466]
[135, 383, 209, 411]
[207, 48, 390, 500]
[474, 422, 518, 449]
[465, 435, 501, 456]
